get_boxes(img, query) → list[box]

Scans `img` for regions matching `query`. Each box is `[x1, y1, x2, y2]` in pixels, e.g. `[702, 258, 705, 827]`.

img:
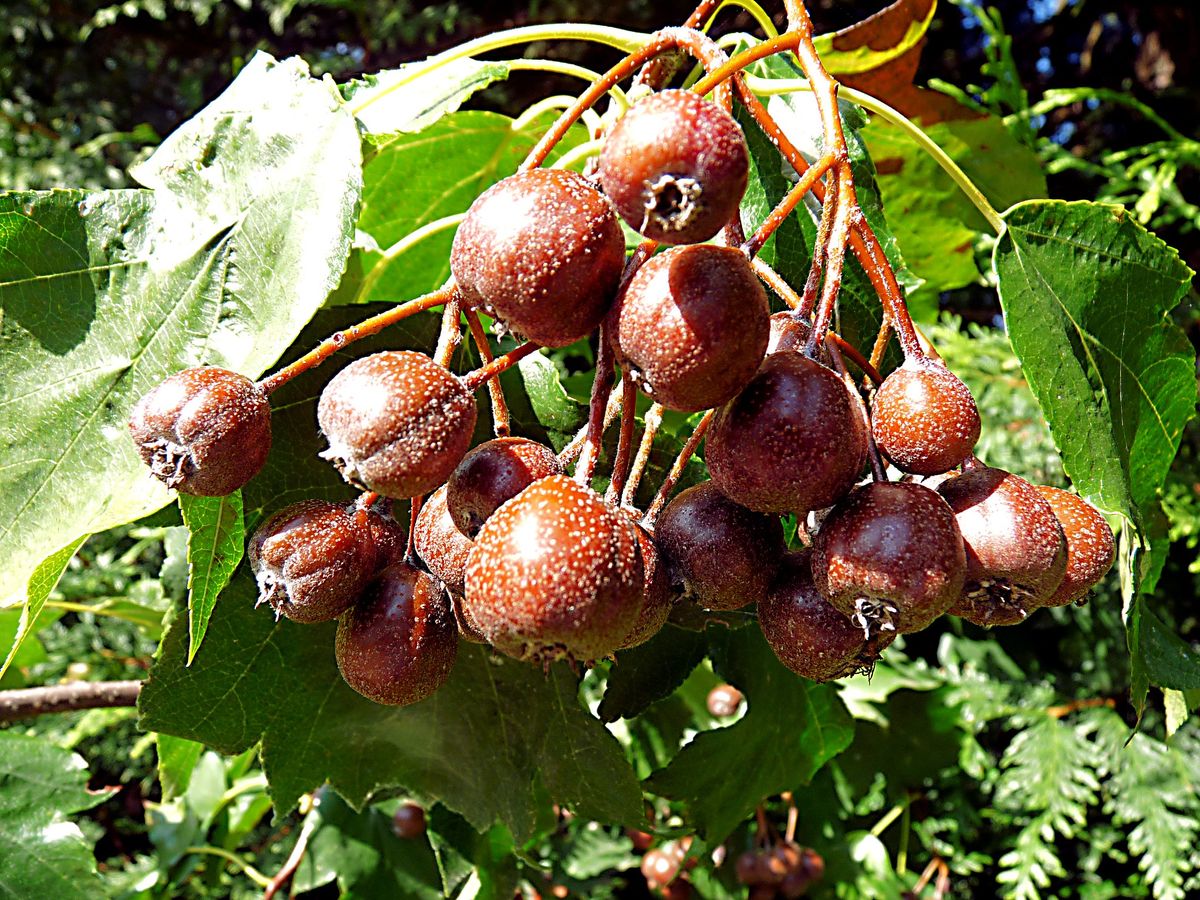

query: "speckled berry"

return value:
[413, 485, 473, 597]
[871, 358, 981, 476]
[620, 518, 677, 649]
[463, 475, 644, 662]
[450, 168, 625, 347]
[812, 480, 966, 635]
[129, 366, 271, 496]
[335, 561, 458, 706]
[760, 551, 893, 681]
[599, 89, 749, 245]
[938, 466, 1067, 626]
[248, 500, 376, 623]
[1037, 486, 1115, 607]
[317, 351, 476, 499]
[608, 245, 769, 412]
[707, 353, 868, 514]
[363, 503, 407, 568]
[447, 437, 562, 538]
[656, 482, 784, 610]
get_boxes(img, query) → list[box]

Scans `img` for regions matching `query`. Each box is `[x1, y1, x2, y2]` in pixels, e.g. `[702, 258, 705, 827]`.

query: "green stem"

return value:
[551, 139, 604, 171]
[744, 74, 1006, 235]
[184, 846, 272, 888]
[505, 60, 630, 112]
[43, 599, 156, 627]
[870, 798, 908, 837]
[703, 0, 780, 39]
[348, 23, 650, 118]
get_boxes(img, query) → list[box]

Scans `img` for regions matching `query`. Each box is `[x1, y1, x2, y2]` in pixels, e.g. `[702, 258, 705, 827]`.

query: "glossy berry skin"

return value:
[707, 353, 869, 515]
[463, 475, 644, 662]
[812, 481, 966, 635]
[642, 849, 680, 890]
[598, 89, 749, 245]
[608, 245, 769, 412]
[413, 485, 473, 597]
[938, 466, 1067, 626]
[760, 551, 892, 681]
[335, 562, 458, 707]
[871, 358, 981, 476]
[706, 683, 744, 718]
[248, 500, 376, 623]
[1037, 486, 1114, 607]
[129, 366, 271, 496]
[450, 168, 625, 347]
[391, 803, 426, 839]
[656, 482, 784, 610]
[620, 520, 677, 649]
[318, 351, 476, 499]
[363, 504, 407, 569]
[446, 437, 562, 538]
[766, 312, 816, 358]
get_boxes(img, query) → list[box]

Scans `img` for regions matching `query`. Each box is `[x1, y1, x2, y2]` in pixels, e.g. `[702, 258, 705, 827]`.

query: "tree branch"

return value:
[0, 680, 142, 723]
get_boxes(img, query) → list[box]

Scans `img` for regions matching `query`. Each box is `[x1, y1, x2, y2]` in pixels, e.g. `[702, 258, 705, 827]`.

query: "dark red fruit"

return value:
[642, 849, 680, 889]
[707, 354, 869, 514]
[363, 504, 407, 568]
[938, 466, 1067, 626]
[871, 358, 981, 476]
[607, 245, 769, 412]
[447, 437, 562, 538]
[660, 879, 693, 900]
[317, 351, 476, 499]
[463, 475, 643, 662]
[391, 803, 426, 839]
[706, 683, 744, 717]
[248, 500, 376, 623]
[598, 89, 749, 245]
[780, 847, 824, 898]
[760, 550, 893, 680]
[812, 480, 966, 635]
[1037, 486, 1115, 607]
[656, 482, 784, 610]
[620, 520, 677, 649]
[736, 851, 762, 886]
[335, 561, 458, 706]
[450, 168, 625, 347]
[414, 485, 473, 596]
[129, 366, 271, 496]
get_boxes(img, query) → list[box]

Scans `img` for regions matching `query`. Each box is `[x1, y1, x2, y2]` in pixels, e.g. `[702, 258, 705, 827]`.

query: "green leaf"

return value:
[993, 200, 1194, 529]
[598, 625, 707, 723]
[0, 52, 361, 616]
[344, 59, 511, 135]
[514, 352, 588, 444]
[138, 576, 643, 841]
[646, 627, 854, 841]
[333, 109, 588, 306]
[0, 732, 109, 899]
[0, 537, 86, 680]
[156, 733, 206, 800]
[1139, 607, 1200, 692]
[178, 492, 245, 664]
[293, 792, 443, 899]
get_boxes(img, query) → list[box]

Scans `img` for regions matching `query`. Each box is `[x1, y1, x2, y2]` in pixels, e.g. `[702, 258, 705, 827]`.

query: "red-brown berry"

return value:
[812, 481, 966, 635]
[335, 561, 458, 706]
[129, 366, 271, 496]
[598, 89, 749, 245]
[871, 358, 981, 476]
[447, 437, 562, 538]
[248, 500, 376, 623]
[707, 353, 869, 514]
[414, 485, 473, 596]
[608, 245, 769, 412]
[317, 351, 476, 499]
[391, 803, 426, 839]
[938, 466, 1067, 626]
[656, 482, 784, 610]
[450, 168, 625, 347]
[620, 519, 678, 649]
[1037, 486, 1115, 607]
[463, 475, 643, 662]
[706, 683, 744, 717]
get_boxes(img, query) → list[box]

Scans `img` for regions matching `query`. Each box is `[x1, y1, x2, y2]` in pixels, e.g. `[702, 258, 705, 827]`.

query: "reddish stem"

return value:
[741, 151, 836, 258]
[827, 333, 882, 386]
[405, 495, 422, 564]
[575, 326, 616, 485]
[434, 293, 463, 368]
[750, 257, 805, 311]
[463, 306, 512, 437]
[621, 402, 663, 509]
[257, 283, 453, 395]
[606, 374, 641, 505]
[645, 409, 714, 523]
[558, 382, 623, 466]
[462, 341, 540, 390]
[826, 334, 885, 482]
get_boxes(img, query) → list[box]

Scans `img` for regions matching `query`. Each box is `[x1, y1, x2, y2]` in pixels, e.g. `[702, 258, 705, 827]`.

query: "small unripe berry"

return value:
[450, 168, 625, 347]
[129, 366, 271, 496]
[1037, 485, 1114, 607]
[608, 245, 769, 412]
[335, 562, 458, 707]
[317, 351, 476, 499]
[248, 500, 376, 623]
[446, 437, 562, 538]
[871, 358, 981, 476]
[599, 89, 749, 245]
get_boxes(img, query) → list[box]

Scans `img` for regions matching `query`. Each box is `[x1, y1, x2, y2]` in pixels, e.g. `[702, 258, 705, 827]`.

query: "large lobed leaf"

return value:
[0, 53, 362, 620]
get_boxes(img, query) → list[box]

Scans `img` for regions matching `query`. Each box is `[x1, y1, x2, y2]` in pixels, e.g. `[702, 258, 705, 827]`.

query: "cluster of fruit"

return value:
[129, 54, 1114, 706]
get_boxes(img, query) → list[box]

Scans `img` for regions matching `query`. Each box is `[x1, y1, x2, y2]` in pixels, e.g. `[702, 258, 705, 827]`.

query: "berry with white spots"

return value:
[1036, 486, 1115, 607]
[871, 358, 981, 476]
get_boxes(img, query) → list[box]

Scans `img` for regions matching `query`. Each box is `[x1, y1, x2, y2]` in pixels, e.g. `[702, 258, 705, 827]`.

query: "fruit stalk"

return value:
[463, 306, 512, 437]
[606, 374, 641, 504]
[575, 324, 617, 484]
[462, 341, 540, 390]
[740, 151, 837, 258]
[645, 408, 714, 521]
[621, 401, 663, 508]
[433, 293, 464, 368]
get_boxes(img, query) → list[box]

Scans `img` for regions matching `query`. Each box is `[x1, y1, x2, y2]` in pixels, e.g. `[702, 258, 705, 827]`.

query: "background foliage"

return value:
[1, 1, 1198, 899]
